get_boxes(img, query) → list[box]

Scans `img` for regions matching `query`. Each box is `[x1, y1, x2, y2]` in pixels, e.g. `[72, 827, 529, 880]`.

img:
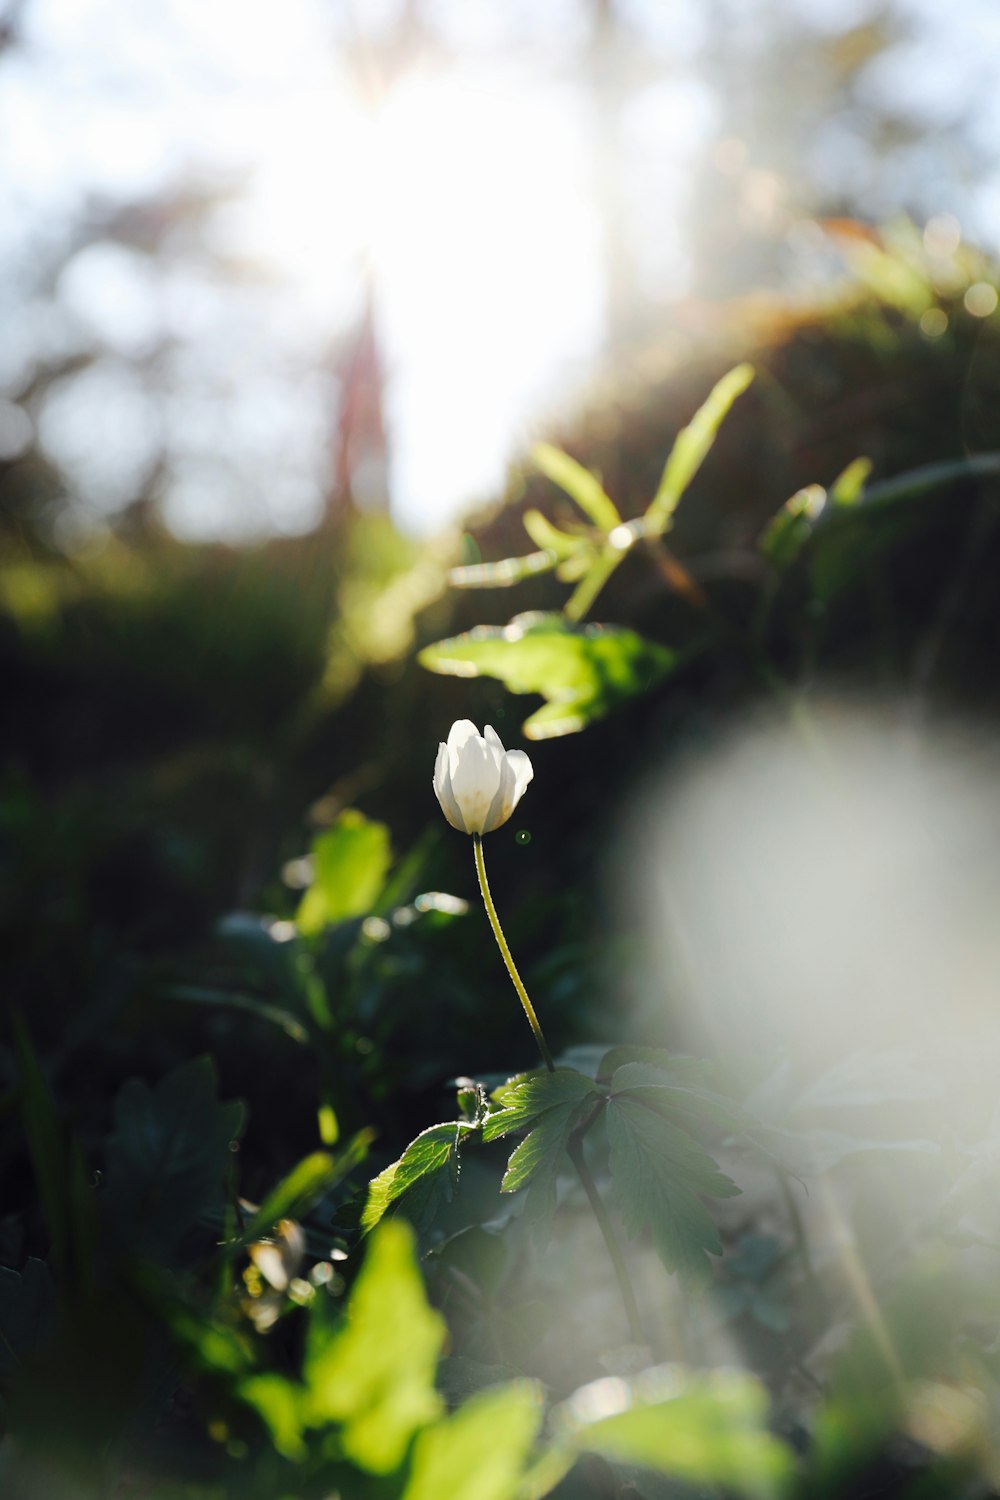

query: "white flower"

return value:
[433, 720, 533, 835]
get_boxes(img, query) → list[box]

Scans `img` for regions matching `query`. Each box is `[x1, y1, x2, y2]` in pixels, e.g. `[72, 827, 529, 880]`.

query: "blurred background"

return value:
[2, 0, 999, 547]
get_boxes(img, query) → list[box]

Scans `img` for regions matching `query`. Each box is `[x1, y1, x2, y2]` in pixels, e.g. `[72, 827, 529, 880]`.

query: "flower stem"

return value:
[567, 1133, 644, 1345]
[472, 835, 645, 1344]
[472, 834, 554, 1071]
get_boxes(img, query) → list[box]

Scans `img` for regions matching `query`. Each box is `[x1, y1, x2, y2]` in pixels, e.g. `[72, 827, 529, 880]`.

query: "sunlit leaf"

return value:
[563, 545, 624, 623]
[645, 363, 755, 531]
[362, 1121, 473, 1232]
[104, 1057, 245, 1263]
[296, 810, 392, 936]
[607, 1094, 739, 1280]
[240, 1138, 371, 1246]
[564, 1367, 793, 1498]
[302, 1219, 445, 1473]
[418, 613, 680, 740]
[830, 456, 872, 505]
[532, 443, 622, 532]
[483, 1068, 599, 1142]
[758, 483, 827, 570]
[401, 1382, 544, 1500]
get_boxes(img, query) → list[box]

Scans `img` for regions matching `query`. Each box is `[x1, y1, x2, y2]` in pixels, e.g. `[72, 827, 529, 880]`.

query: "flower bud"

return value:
[433, 719, 533, 835]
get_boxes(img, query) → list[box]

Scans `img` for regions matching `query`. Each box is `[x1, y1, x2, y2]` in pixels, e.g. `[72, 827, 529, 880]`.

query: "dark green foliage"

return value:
[104, 1057, 244, 1263]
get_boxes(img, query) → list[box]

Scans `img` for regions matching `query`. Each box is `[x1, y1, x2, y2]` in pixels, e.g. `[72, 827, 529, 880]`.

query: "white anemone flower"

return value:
[433, 720, 533, 835]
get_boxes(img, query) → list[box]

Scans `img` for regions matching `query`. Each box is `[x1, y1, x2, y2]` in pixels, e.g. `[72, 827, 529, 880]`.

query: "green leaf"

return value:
[563, 545, 625, 624]
[609, 1063, 746, 1134]
[104, 1057, 245, 1263]
[302, 1219, 445, 1473]
[483, 1068, 598, 1142]
[401, 1382, 544, 1500]
[532, 443, 622, 532]
[13, 1015, 95, 1289]
[830, 455, 872, 505]
[758, 483, 827, 570]
[448, 551, 558, 588]
[241, 1138, 371, 1246]
[239, 1373, 307, 1460]
[565, 1367, 793, 1498]
[296, 810, 392, 936]
[501, 1102, 590, 1241]
[645, 363, 755, 531]
[362, 1121, 473, 1233]
[0, 1259, 55, 1376]
[418, 613, 679, 740]
[607, 1094, 739, 1280]
[164, 984, 310, 1044]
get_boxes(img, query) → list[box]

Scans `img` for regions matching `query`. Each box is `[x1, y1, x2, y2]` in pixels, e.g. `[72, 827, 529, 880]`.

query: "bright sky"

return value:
[0, 0, 998, 541]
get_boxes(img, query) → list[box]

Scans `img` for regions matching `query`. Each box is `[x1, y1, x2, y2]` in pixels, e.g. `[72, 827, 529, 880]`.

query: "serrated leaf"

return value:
[296, 810, 392, 936]
[448, 551, 558, 589]
[609, 1064, 746, 1134]
[401, 1381, 543, 1500]
[607, 1095, 739, 1280]
[598, 1047, 714, 1086]
[483, 1068, 598, 1142]
[565, 1367, 793, 1499]
[645, 363, 755, 531]
[532, 444, 621, 532]
[362, 1121, 473, 1232]
[105, 1057, 244, 1263]
[418, 613, 679, 740]
[500, 1100, 592, 1243]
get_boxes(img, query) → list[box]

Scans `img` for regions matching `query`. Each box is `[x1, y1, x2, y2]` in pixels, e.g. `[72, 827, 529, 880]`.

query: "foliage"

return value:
[4, 243, 1000, 1496]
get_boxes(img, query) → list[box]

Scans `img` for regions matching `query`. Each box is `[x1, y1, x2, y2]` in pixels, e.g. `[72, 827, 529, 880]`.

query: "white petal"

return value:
[446, 719, 481, 779]
[505, 750, 534, 813]
[433, 741, 467, 831]
[483, 724, 506, 753]
[450, 728, 504, 834]
[482, 750, 517, 832]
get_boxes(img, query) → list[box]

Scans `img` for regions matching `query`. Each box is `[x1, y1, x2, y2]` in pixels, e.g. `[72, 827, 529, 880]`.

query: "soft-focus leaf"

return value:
[759, 483, 827, 570]
[563, 545, 625, 623]
[104, 1057, 244, 1262]
[448, 551, 558, 589]
[296, 810, 392, 936]
[645, 363, 755, 531]
[418, 613, 679, 740]
[565, 1367, 793, 1498]
[164, 984, 310, 1044]
[830, 455, 872, 505]
[362, 1121, 473, 1232]
[0, 1259, 55, 1376]
[532, 443, 621, 532]
[401, 1382, 544, 1500]
[753, 1125, 940, 1176]
[302, 1219, 445, 1473]
[239, 1373, 307, 1460]
[607, 1094, 739, 1280]
[240, 1139, 371, 1246]
[788, 1049, 943, 1115]
[522, 508, 589, 560]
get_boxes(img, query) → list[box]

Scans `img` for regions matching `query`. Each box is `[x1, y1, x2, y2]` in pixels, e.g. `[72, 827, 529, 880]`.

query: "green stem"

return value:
[472, 835, 644, 1344]
[472, 834, 554, 1071]
[567, 1133, 644, 1345]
